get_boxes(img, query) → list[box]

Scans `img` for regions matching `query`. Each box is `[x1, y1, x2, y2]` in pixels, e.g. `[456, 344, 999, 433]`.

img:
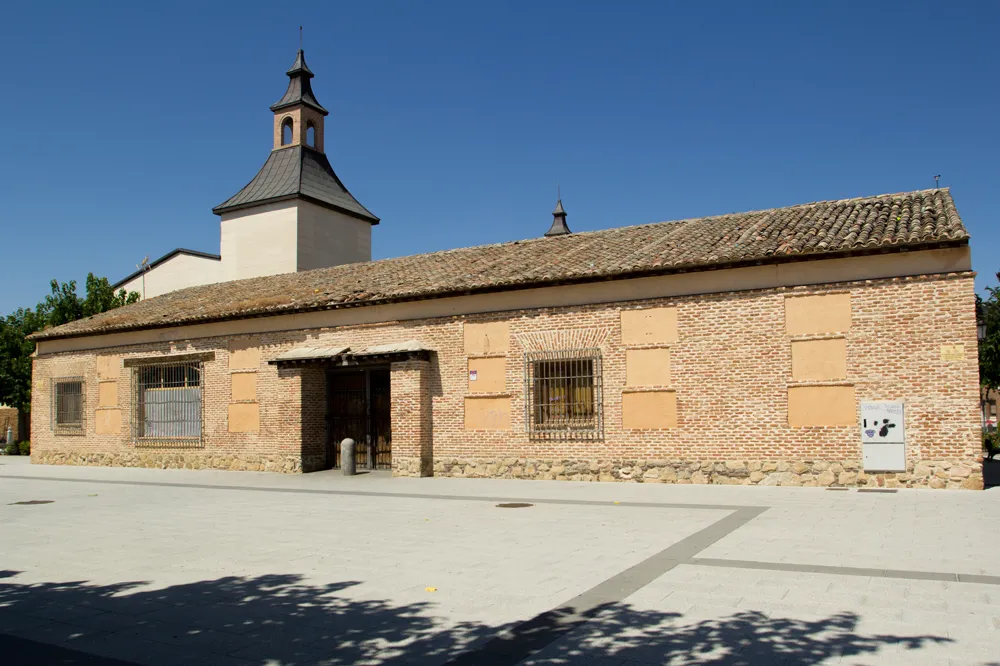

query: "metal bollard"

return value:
[340, 438, 356, 476]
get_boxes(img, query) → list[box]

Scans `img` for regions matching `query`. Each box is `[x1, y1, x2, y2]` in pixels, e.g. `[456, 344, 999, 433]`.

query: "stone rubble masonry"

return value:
[431, 458, 983, 490]
[29, 272, 983, 489]
[33, 450, 303, 473]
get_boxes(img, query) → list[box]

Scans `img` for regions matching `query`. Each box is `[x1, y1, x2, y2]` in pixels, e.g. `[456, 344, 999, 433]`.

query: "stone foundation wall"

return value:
[431, 458, 985, 489]
[392, 456, 424, 477]
[33, 450, 304, 473]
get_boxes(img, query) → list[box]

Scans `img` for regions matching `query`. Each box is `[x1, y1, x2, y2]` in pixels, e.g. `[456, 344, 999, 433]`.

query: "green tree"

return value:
[82, 273, 140, 317]
[42, 273, 139, 327]
[42, 278, 83, 327]
[0, 275, 139, 439]
[978, 273, 1000, 447]
[0, 307, 47, 412]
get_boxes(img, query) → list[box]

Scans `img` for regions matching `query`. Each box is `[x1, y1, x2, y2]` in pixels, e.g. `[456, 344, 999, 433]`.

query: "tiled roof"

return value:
[212, 146, 379, 222]
[33, 188, 968, 341]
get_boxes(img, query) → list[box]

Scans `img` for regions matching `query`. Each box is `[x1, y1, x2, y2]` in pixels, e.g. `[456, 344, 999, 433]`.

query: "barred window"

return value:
[52, 378, 84, 431]
[525, 349, 603, 440]
[131, 361, 203, 445]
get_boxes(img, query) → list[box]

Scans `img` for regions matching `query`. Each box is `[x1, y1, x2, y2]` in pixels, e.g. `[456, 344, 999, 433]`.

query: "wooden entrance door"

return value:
[327, 368, 391, 469]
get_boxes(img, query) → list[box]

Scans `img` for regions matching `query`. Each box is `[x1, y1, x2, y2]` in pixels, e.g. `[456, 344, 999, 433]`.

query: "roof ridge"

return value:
[351, 188, 957, 264]
[768, 187, 950, 211]
[642, 187, 953, 227]
[296, 144, 306, 193]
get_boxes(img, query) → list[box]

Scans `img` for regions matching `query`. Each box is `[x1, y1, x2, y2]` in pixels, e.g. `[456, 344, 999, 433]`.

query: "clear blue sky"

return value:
[0, 1, 996, 315]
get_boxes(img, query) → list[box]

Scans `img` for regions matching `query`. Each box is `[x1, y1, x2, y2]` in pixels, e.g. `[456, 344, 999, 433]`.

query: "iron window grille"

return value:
[52, 378, 84, 432]
[525, 348, 603, 441]
[131, 361, 204, 448]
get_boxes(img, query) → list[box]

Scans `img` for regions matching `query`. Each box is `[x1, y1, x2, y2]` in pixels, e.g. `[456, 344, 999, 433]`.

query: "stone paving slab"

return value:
[526, 566, 1000, 665]
[1, 457, 998, 665]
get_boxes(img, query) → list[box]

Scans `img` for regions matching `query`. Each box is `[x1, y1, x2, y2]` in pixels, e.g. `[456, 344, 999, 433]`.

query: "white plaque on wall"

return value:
[860, 401, 906, 472]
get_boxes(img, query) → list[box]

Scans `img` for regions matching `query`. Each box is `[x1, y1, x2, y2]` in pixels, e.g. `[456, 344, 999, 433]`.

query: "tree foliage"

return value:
[0, 274, 139, 415]
[978, 272, 1000, 396]
[43, 274, 139, 327]
[0, 307, 47, 413]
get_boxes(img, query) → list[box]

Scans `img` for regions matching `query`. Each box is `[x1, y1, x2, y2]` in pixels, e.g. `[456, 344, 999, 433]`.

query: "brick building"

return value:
[29, 51, 982, 489]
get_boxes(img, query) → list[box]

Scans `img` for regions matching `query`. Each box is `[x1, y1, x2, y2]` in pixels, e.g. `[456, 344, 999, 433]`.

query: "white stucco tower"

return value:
[212, 49, 379, 282]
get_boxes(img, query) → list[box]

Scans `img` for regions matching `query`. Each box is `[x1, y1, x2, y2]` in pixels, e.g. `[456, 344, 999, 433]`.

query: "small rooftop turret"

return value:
[545, 197, 571, 237]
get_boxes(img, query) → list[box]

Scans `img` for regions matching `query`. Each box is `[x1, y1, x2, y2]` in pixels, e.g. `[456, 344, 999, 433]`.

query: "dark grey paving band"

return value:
[687, 557, 1000, 586]
[444, 507, 767, 666]
[0, 633, 136, 665]
[0, 474, 751, 512]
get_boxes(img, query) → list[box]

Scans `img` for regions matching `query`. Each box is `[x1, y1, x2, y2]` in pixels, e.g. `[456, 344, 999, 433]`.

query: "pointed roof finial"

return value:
[271, 47, 327, 115]
[545, 187, 571, 237]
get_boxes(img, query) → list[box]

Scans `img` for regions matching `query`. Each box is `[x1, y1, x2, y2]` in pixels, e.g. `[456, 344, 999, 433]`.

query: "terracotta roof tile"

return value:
[32, 188, 968, 341]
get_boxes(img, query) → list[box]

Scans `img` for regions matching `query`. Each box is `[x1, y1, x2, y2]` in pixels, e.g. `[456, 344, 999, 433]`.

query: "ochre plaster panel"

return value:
[785, 293, 851, 336]
[228, 403, 260, 433]
[96, 356, 120, 380]
[228, 339, 260, 370]
[464, 396, 511, 430]
[626, 348, 671, 386]
[621, 307, 678, 346]
[791, 338, 847, 381]
[95, 408, 121, 435]
[468, 357, 506, 393]
[622, 391, 677, 429]
[787, 385, 856, 426]
[231, 372, 258, 402]
[97, 381, 118, 408]
[464, 321, 509, 356]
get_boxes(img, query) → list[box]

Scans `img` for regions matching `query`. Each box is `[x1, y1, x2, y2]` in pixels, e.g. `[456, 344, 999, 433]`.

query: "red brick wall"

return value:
[30, 272, 982, 488]
[391, 360, 434, 476]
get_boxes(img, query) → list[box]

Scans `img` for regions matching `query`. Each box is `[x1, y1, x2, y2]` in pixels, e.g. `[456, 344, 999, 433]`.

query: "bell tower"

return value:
[213, 49, 379, 282]
[270, 50, 326, 152]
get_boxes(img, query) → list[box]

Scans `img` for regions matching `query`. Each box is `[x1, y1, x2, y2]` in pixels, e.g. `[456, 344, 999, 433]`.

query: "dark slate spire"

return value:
[270, 50, 328, 115]
[545, 198, 571, 236]
[212, 146, 378, 223]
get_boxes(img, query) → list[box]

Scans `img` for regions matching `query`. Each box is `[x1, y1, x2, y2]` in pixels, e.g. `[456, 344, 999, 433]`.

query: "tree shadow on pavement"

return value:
[0, 572, 951, 665]
[511, 603, 953, 665]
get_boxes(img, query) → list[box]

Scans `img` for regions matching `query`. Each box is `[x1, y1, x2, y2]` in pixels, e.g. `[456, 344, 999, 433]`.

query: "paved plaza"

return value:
[1, 457, 998, 665]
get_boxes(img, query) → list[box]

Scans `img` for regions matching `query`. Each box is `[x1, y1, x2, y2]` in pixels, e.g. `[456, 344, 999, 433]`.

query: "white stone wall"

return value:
[119, 200, 373, 299]
[119, 253, 224, 299]
[295, 200, 372, 271]
[220, 201, 299, 281]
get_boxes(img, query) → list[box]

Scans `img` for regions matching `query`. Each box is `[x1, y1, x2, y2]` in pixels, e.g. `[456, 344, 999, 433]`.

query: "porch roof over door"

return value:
[269, 340, 431, 366]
